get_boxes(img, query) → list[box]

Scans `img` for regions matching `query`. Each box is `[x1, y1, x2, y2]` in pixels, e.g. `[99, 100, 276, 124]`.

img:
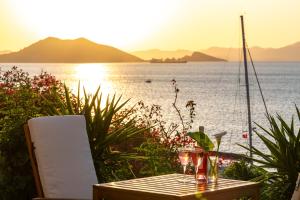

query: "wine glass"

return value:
[190, 147, 204, 184]
[178, 147, 191, 183]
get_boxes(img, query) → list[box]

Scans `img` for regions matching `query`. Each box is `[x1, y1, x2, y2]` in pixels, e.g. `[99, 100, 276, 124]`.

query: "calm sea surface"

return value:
[1, 62, 299, 154]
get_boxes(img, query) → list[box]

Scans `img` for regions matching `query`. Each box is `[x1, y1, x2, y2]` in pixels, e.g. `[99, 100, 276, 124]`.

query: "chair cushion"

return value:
[28, 115, 97, 199]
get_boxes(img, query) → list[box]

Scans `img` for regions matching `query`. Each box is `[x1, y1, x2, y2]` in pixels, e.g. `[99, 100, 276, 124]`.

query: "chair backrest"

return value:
[27, 115, 98, 199]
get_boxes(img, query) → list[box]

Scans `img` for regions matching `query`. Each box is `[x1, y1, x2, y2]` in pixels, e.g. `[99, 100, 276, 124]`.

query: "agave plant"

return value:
[42, 84, 149, 182]
[239, 105, 300, 199]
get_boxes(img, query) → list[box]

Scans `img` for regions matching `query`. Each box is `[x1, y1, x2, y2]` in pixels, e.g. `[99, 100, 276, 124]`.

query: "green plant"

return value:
[43, 84, 150, 182]
[239, 105, 300, 200]
[260, 175, 291, 200]
[0, 67, 65, 199]
[135, 138, 179, 176]
[125, 80, 198, 178]
[188, 129, 227, 181]
[0, 67, 150, 199]
[223, 160, 265, 181]
[187, 127, 214, 152]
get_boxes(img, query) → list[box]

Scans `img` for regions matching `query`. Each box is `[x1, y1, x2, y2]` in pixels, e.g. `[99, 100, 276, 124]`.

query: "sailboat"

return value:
[240, 15, 254, 158]
[240, 15, 270, 158]
[214, 16, 269, 160]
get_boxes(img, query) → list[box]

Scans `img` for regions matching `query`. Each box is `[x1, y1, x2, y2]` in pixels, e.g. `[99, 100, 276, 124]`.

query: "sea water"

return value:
[1, 62, 299, 154]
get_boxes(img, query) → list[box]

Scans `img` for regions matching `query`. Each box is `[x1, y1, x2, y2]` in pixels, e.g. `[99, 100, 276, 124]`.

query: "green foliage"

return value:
[0, 67, 65, 199]
[135, 138, 179, 176]
[238, 105, 300, 200]
[187, 128, 214, 151]
[43, 84, 150, 182]
[0, 67, 151, 199]
[260, 175, 291, 200]
[223, 160, 265, 181]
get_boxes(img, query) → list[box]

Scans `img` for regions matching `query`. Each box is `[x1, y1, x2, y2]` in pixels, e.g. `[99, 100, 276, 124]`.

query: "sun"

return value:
[7, 0, 181, 50]
[74, 63, 110, 94]
[72, 63, 113, 106]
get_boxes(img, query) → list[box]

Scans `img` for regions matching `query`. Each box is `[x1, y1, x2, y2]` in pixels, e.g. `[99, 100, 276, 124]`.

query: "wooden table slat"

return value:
[94, 173, 260, 200]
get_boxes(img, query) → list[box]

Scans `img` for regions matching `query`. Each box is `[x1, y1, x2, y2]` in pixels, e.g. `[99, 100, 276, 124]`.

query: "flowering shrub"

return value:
[128, 80, 198, 176]
[135, 80, 196, 151]
[0, 67, 65, 199]
[0, 67, 199, 198]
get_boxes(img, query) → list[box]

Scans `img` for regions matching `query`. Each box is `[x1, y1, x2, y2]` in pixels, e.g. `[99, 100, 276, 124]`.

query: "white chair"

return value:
[292, 173, 300, 200]
[24, 115, 98, 200]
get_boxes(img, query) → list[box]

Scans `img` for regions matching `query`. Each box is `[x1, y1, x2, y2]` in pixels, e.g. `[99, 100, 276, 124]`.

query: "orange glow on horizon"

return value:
[0, 0, 300, 51]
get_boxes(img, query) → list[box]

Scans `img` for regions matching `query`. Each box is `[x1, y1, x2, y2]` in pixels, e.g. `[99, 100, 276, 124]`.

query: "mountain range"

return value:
[1, 38, 299, 62]
[0, 37, 226, 63]
[132, 42, 300, 61]
[203, 42, 300, 61]
[0, 37, 143, 63]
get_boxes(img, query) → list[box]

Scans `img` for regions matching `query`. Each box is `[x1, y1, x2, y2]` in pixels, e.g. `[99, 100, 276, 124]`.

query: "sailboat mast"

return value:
[240, 15, 253, 158]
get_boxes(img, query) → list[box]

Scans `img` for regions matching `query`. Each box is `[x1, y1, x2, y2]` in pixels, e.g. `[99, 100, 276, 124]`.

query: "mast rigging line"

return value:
[246, 45, 270, 118]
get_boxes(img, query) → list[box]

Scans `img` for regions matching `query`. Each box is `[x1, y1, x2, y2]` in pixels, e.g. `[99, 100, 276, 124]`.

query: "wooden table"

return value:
[93, 173, 260, 200]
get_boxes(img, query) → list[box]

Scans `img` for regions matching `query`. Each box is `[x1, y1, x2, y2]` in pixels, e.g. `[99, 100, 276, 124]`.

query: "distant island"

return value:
[133, 49, 192, 60]
[150, 58, 187, 63]
[181, 51, 226, 62]
[149, 51, 225, 63]
[0, 50, 11, 55]
[0, 37, 143, 63]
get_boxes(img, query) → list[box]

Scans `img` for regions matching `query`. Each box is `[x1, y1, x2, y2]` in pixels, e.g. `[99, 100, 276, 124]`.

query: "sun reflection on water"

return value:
[72, 63, 112, 106]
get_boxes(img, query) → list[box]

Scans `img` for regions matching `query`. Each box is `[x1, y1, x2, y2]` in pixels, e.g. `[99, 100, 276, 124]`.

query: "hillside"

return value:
[203, 42, 300, 61]
[181, 51, 226, 62]
[0, 37, 143, 63]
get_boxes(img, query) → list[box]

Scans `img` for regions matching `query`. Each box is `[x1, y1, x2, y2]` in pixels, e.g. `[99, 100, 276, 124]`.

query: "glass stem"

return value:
[195, 166, 198, 180]
[183, 165, 187, 181]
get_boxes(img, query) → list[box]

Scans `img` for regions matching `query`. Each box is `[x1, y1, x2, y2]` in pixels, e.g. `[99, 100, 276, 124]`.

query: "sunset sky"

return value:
[1, 0, 299, 52]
